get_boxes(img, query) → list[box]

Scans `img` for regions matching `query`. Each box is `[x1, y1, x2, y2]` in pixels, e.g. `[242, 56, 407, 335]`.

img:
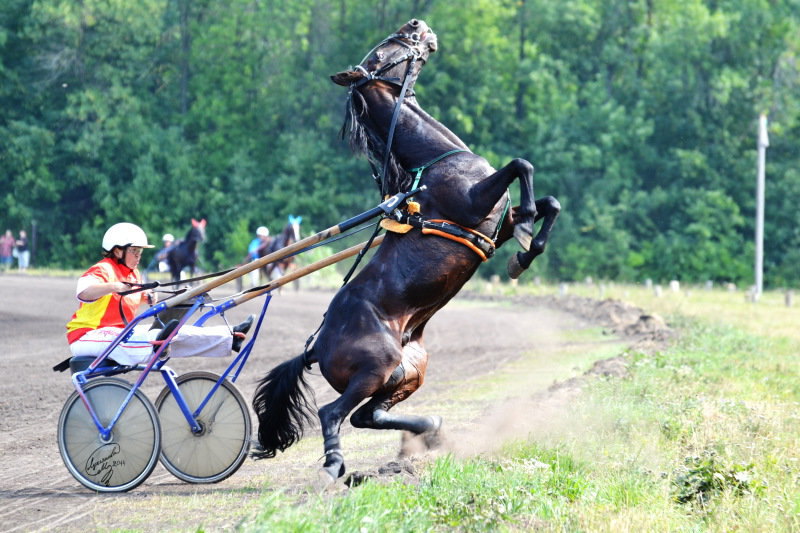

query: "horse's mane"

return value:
[341, 90, 413, 196]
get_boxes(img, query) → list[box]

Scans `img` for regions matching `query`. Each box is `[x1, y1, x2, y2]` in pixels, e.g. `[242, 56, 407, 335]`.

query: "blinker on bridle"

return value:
[349, 31, 427, 89]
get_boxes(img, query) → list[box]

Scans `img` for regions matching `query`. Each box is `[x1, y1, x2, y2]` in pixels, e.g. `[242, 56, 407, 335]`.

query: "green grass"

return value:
[239, 283, 800, 532]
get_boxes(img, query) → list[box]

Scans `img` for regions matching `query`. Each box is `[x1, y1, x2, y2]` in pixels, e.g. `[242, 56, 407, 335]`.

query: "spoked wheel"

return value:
[57, 378, 161, 492]
[155, 371, 251, 484]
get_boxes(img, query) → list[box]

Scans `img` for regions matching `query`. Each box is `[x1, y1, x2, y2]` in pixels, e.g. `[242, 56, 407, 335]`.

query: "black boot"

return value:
[155, 319, 180, 354]
[232, 314, 255, 352]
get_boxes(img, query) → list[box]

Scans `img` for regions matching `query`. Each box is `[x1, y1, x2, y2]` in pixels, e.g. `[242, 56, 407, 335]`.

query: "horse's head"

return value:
[190, 218, 207, 242]
[331, 19, 437, 89]
[332, 20, 438, 195]
[286, 215, 302, 244]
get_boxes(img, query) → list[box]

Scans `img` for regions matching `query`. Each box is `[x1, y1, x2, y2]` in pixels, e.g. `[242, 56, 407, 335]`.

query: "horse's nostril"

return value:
[410, 19, 419, 27]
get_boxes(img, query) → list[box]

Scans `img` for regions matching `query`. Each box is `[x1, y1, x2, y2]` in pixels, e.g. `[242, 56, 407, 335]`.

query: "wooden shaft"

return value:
[166, 225, 346, 308]
[231, 234, 385, 306]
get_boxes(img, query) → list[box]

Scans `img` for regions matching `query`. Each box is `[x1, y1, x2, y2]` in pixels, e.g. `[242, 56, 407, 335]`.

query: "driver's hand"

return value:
[113, 281, 130, 293]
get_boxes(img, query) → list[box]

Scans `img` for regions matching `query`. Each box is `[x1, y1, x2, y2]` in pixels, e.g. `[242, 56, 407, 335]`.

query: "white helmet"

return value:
[162, 233, 174, 242]
[256, 226, 270, 237]
[102, 222, 155, 252]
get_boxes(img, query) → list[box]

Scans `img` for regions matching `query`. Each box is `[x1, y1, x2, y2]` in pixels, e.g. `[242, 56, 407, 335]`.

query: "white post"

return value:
[755, 113, 768, 300]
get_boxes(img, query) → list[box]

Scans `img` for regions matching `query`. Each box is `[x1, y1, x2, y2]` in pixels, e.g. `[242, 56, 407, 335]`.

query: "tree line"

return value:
[1, 0, 798, 288]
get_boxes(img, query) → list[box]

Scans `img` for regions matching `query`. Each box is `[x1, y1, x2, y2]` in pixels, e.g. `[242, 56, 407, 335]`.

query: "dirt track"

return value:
[0, 274, 649, 532]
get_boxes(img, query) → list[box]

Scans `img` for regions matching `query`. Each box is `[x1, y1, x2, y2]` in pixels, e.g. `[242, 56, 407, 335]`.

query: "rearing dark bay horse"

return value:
[253, 19, 560, 483]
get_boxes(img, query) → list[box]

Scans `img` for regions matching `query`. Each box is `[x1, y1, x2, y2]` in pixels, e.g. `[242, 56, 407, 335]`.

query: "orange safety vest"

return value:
[66, 258, 146, 344]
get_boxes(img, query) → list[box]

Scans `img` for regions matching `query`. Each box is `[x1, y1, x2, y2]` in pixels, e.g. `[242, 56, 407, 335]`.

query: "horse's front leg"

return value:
[471, 159, 560, 278]
[507, 195, 561, 279]
[468, 158, 537, 237]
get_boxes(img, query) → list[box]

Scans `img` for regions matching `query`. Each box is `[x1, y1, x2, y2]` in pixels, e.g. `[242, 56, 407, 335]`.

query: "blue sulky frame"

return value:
[71, 291, 272, 441]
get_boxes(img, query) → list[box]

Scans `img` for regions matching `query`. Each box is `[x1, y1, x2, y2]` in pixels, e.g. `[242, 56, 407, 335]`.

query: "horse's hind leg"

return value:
[508, 195, 561, 279]
[317, 374, 387, 482]
[350, 394, 442, 434]
[350, 343, 441, 442]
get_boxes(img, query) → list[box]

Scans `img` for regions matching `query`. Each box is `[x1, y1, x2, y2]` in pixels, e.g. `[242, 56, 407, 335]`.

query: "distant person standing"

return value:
[15, 230, 29, 271]
[0, 230, 14, 271]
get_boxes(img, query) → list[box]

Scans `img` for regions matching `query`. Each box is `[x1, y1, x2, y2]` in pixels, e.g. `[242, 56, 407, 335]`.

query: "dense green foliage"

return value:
[1, 0, 798, 286]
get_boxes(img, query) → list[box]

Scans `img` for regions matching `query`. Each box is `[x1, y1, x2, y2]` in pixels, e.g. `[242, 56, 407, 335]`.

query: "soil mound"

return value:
[461, 291, 674, 350]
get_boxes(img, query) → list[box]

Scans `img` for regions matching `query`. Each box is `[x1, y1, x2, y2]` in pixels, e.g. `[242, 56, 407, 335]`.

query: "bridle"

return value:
[350, 31, 429, 89]
[345, 30, 432, 198]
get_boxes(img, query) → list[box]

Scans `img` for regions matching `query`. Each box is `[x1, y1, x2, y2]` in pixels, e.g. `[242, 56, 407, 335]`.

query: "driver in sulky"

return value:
[62, 222, 253, 373]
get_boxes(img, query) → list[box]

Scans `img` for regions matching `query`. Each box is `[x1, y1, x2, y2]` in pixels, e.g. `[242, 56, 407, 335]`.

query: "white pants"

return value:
[70, 324, 233, 366]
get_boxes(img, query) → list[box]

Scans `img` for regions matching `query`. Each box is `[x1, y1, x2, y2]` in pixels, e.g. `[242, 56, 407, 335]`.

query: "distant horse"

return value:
[261, 215, 302, 283]
[252, 20, 560, 483]
[166, 218, 206, 283]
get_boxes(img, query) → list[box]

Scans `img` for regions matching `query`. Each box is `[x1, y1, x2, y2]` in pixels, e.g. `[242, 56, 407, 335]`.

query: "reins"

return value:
[345, 30, 508, 263]
[378, 57, 417, 199]
[346, 32, 426, 198]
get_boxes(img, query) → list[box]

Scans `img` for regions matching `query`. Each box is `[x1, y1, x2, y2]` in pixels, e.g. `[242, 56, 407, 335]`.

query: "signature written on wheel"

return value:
[86, 444, 125, 485]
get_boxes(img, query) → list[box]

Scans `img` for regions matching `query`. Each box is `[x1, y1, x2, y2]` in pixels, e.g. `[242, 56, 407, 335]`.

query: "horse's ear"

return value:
[199, 218, 206, 228]
[191, 218, 198, 227]
[331, 69, 365, 86]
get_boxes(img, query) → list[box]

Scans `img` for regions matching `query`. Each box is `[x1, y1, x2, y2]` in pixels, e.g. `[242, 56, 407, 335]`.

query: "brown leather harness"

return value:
[381, 150, 509, 262]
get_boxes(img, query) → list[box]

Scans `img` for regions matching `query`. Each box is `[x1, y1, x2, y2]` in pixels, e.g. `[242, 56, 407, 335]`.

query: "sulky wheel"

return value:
[57, 378, 161, 492]
[155, 371, 251, 484]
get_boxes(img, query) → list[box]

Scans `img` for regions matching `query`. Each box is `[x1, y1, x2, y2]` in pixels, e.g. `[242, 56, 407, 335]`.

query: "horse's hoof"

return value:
[316, 467, 337, 489]
[423, 416, 444, 449]
[399, 416, 445, 457]
[507, 252, 525, 279]
[513, 223, 533, 251]
[316, 467, 347, 492]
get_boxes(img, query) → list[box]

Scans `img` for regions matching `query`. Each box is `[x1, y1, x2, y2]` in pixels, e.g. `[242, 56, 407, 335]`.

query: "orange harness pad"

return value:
[379, 219, 414, 234]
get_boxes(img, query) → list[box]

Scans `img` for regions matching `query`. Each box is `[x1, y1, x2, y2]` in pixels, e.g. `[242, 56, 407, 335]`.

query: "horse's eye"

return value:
[376, 51, 385, 61]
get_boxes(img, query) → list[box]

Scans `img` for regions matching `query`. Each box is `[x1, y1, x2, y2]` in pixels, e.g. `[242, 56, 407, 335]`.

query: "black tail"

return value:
[251, 354, 316, 459]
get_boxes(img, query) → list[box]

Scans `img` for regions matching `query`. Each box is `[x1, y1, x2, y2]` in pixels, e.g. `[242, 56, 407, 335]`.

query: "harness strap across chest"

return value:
[408, 149, 468, 191]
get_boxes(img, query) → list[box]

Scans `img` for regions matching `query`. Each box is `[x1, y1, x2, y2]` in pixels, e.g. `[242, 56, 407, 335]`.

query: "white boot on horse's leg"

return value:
[513, 223, 533, 251]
